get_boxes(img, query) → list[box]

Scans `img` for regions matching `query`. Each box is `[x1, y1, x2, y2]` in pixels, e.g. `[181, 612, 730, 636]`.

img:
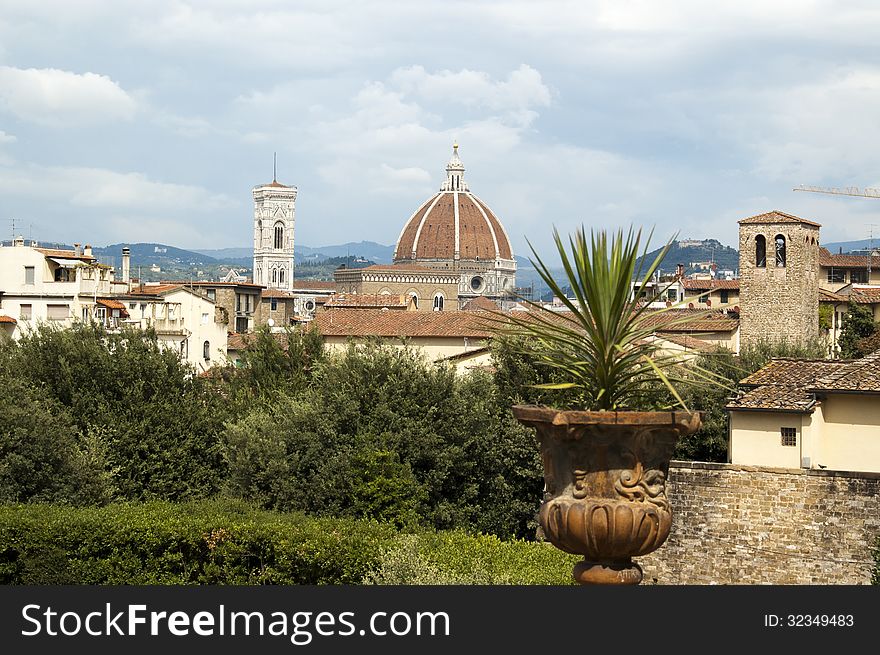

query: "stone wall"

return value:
[639, 461, 879, 585]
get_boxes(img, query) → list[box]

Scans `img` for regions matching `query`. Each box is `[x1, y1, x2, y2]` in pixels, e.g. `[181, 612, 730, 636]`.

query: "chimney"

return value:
[122, 247, 131, 287]
[74, 242, 81, 256]
[83, 244, 93, 258]
[676, 263, 685, 279]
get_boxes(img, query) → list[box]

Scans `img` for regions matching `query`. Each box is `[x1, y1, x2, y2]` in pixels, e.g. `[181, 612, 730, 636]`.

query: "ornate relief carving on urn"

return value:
[513, 406, 701, 585]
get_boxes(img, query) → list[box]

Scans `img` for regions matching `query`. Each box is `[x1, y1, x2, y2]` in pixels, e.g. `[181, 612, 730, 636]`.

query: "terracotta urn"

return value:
[512, 405, 701, 585]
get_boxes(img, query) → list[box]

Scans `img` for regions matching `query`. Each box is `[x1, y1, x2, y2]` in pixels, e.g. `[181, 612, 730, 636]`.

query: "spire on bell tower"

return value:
[441, 142, 468, 192]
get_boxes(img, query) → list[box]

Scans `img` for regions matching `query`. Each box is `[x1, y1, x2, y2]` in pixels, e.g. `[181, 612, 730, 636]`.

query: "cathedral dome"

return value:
[393, 145, 514, 263]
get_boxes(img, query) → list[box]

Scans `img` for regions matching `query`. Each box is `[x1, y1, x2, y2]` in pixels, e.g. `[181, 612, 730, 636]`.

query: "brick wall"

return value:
[639, 461, 879, 584]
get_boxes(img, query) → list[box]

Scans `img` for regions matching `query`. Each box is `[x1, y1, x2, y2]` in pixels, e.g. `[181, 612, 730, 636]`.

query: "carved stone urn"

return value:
[512, 405, 701, 585]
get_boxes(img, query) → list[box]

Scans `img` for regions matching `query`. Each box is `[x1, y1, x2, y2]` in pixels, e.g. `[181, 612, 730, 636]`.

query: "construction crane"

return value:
[793, 184, 880, 274]
[793, 185, 880, 198]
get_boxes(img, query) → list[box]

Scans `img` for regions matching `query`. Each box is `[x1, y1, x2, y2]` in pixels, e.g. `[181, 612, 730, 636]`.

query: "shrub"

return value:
[0, 501, 577, 585]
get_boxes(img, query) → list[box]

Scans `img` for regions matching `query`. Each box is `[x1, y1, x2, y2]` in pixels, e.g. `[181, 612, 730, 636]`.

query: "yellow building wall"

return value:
[729, 411, 804, 469]
[817, 394, 880, 472]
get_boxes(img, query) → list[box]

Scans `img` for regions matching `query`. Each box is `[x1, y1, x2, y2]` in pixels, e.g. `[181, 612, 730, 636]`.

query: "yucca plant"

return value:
[496, 226, 721, 411]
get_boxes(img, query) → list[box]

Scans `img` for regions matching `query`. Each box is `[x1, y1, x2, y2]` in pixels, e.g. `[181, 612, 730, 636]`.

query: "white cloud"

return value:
[0, 162, 237, 245]
[0, 130, 15, 143]
[0, 66, 137, 126]
[390, 64, 551, 111]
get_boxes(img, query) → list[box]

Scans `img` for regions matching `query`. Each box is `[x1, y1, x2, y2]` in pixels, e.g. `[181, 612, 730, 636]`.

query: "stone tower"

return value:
[738, 210, 820, 348]
[252, 177, 296, 291]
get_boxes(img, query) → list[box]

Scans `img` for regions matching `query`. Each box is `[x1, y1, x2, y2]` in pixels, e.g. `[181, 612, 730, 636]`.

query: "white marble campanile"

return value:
[252, 174, 296, 291]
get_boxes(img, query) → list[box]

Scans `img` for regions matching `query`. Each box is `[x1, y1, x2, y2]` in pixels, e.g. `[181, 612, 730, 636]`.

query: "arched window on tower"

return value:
[203, 340, 210, 361]
[433, 293, 444, 312]
[775, 234, 786, 267]
[755, 235, 766, 268]
[279, 268, 285, 285]
[274, 223, 284, 250]
[272, 269, 277, 284]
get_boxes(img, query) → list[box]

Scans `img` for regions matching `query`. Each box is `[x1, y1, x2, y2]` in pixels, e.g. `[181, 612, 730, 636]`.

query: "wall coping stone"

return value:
[671, 459, 880, 481]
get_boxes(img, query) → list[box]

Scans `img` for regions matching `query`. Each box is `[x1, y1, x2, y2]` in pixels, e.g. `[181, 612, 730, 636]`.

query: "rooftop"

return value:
[727, 358, 849, 412]
[313, 308, 494, 338]
[737, 210, 821, 228]
[819, 247, 880, 269]
[811, 350, 880, 393]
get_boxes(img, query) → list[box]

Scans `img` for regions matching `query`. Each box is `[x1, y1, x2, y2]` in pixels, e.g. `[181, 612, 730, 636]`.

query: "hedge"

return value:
[0, 500, 578, 585]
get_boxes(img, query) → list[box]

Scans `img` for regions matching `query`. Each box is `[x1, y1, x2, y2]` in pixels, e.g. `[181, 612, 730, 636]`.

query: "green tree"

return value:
[838, 302, 877, 359]
[221, 340, 545, 539]
[0, 323, 229, 500]
[225, 324, 324, 403]
[0, 375, 113, 504]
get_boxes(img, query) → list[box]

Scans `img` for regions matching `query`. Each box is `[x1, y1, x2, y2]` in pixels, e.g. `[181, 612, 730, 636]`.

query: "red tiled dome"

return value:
[393, 145, 513, 263]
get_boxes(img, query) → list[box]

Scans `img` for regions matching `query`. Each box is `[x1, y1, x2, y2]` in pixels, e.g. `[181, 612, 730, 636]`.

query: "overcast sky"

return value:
[2, 1, 880, 258]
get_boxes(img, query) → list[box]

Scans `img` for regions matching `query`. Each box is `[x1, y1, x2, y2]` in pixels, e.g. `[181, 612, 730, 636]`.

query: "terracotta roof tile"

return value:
[0, 315, 16, 324]
[462, 296, 500, 311]
[811, 350, 880, 392]
[96, 298, 127, 310]
[727, 358, 847, 412]
[819, 288, 848, 303]
[653, 333, 717, 352]
[313, 308, 494, 338]
[849, 287, 880, 304]
[639, 309, 739, 333]
[683, 279, 740, 291]
[394, 190, 513, 263]
[35, 248, 96, 262]
[819, 247, 880, 269]
[737, 210, 821, 228]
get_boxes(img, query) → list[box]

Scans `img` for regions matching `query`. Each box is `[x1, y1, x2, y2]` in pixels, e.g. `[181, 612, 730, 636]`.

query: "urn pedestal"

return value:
[513, 406, 701, 585]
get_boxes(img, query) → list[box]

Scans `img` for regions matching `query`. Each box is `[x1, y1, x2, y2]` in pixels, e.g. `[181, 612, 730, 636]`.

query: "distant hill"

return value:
[194, 241, 395, 264]
[823, 238, 880, 254]
[635, 238, 739, 276]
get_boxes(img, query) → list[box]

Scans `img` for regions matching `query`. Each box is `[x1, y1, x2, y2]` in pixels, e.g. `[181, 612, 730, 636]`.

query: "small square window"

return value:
[781, 427, 797, 447]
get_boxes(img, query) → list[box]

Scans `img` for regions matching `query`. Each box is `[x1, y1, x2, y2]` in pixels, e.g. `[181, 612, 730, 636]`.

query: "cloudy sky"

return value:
[1, 1, 880, 258]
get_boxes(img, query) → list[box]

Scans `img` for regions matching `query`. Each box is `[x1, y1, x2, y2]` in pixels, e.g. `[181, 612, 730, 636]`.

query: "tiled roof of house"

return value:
[36, 248, 96, 262]
[811, 350, 880, 393]
[819, 288, 848, 303]
[737, 210, 821, 228]
[324, 293, 409, 309]
[683, 279, 740, 291]
[313, 308, 494, 338]
[727, 358, 847, 412]
[0, 315, 16, 324]
[462, 296, 500, 311]
[653, 333, 717, 352]
[819, 247, 880, 269]
[639, 309, 739, 333]
[849, 287, 880, 304]
[96, 298, 127, 310]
